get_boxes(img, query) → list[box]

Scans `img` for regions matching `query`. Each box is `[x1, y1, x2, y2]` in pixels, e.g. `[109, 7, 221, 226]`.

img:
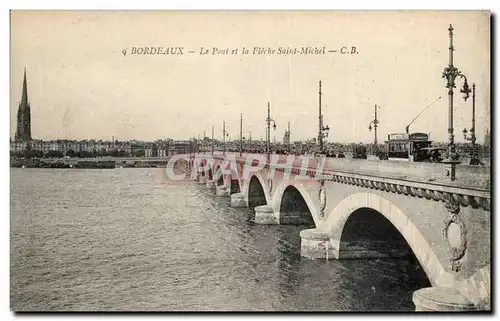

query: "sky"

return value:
[10, 10, 491, 143]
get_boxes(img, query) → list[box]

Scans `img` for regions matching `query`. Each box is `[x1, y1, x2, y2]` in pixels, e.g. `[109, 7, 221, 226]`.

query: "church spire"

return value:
[15, 67, 32, 142]
[21, 67, 28, 106]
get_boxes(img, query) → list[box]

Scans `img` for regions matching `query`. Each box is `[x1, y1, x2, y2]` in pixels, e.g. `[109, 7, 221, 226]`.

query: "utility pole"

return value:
[203, 130, 206, 153]
[442, 24, 470, 180]
[240, 113, 243, 157]
[375, 105, 378, 150]
[471, 84, 477, 161]
[318, 80, 322, 152]
[223, 121, 226, 156]
[265, 102, 277, 154]
[318, 80, 330, 154]
[368, 105, 380, 155]
[287, 121, 291, 153]
[463, 83, 482, 165]
[267, 102, 271, 153]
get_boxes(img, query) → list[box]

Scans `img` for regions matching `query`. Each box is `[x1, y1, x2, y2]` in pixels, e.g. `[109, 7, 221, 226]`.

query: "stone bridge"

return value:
[183, 152, 490, 311]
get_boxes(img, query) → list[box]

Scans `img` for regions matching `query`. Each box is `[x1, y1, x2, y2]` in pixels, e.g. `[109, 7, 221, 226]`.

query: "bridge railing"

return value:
[323, 158, 490, 190]
[201, 152, 490, 191]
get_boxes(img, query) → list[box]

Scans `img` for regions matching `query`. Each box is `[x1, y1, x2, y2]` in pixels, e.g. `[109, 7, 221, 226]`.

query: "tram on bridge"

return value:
[385, 132, 445, 162]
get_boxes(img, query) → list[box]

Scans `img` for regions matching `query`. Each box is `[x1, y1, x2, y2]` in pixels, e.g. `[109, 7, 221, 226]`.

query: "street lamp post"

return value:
[211, 125, 214, 155]
[240, 113, 243, 157]
[265, 102, 277, 155]
[203, 130, 206, 153]
[462, 83, 483, 165]
[368, 104, 380, 156]
[318, 80, 330, 154]
[441, 24, 470, 180]
[222, 121, 229, 156]
[287, 121, 291, 154]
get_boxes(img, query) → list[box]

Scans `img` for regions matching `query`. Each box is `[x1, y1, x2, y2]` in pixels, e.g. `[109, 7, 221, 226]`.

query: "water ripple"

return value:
[11, 168, 425, 311]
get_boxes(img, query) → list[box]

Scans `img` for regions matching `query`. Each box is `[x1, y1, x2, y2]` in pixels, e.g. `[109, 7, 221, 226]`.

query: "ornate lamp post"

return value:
[239, 113, 243, 157]
[441, 24, 470, 180]
[462, 83, 483, 165]
[368, 104, 380, 155]
[203, 130, 206, 153]
[211, 125, 214, 155]
[222, 121, 229, 156]
[265, 102, 277, 155]
[318, 80, 330, 154]
[287, 121, 291, 154]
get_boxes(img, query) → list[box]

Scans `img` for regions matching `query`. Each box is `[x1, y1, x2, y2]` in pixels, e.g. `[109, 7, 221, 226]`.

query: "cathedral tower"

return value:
[15, 68, 31, 142]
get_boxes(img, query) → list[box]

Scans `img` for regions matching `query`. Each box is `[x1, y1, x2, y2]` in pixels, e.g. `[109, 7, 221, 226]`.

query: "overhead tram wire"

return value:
[405, 96, 442, 134]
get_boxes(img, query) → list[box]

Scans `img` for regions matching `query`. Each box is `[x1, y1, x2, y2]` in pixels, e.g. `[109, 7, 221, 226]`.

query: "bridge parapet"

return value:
[200, 153, 490, 202]
[322, 169, 490, 211]
[205, 152, 489, 187]
[321, 158, 490, 191]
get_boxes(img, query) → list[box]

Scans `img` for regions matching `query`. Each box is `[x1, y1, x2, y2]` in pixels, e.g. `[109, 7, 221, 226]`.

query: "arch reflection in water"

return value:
[214, 166, 224, 186]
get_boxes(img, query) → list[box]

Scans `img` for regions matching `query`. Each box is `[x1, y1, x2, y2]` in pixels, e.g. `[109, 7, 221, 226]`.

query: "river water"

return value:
[10, 168, 430, 311]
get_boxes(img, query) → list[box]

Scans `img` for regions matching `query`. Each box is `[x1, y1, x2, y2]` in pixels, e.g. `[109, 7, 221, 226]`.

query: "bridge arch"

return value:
[199, 159, 207, 177]
[225, 160, 243, 194]
[229, 178, 241, 194]
[206, 167, 213, 181]
[272, 181, 319, 227]
[189, 158, 194, 172]
[324, 192, 454, 288]
[246, 173, 270, 209]
[213, 165, 224, 186]
[232, 162, 245, 195]
[211, 159, 244, 193]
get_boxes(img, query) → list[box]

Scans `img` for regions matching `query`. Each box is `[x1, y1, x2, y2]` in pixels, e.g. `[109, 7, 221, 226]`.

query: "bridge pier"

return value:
[412, 287, 475, 311]
[280, 212, 316, 225]
[198, 175, 207, 184]
[189, 171, 198, 181]
[230, 193, 247, 207]
[206, 179, 215, 188]
[254, 205, 278, 224]
[300, 228, 337, 260]
[215, 185, 230, 197]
